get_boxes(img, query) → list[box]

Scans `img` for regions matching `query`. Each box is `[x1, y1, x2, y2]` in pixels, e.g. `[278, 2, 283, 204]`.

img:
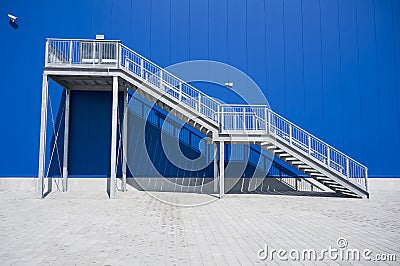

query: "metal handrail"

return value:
[120, 44, 221, 123]
[45, 38, 368, 189]
[219, 104, 367, 187]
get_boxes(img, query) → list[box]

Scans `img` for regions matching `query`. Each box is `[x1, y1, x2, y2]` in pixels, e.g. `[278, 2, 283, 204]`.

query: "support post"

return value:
[219, 141, 225, 198]
[62, 89, 70, 192]
[110, 76, 119, 199]
[122, 89, 128, 192]
[38, 74, 49, 199]
[213, 143, 218, 194]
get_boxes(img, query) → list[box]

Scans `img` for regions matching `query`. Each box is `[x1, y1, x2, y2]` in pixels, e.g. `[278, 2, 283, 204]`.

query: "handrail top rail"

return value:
[46, 38, 121, 42]
[220, 104, 367, 170]
[120, 44, 222, 108]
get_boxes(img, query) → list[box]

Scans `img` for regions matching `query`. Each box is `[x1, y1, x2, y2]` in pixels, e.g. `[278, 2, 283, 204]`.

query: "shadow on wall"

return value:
[44, 90, 329, 197]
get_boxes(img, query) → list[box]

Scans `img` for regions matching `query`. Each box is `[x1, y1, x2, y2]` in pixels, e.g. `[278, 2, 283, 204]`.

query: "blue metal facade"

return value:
[0, 0, 399, 177]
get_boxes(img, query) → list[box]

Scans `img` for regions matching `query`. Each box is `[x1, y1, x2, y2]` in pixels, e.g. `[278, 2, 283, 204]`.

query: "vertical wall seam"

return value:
[354, 0, 365, 161]
[300, 0, 306, 124]
[283, 0, 287, 115]
[372, 0, 383, 172]
[263, 0, 268, 100]
[390, 0, 400, 149]
[336, 0, 345, 149]
[318, 0, 326, 137]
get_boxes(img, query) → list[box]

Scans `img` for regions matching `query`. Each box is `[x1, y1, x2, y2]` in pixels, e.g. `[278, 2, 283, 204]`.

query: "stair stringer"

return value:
[259, 135, 369, 198]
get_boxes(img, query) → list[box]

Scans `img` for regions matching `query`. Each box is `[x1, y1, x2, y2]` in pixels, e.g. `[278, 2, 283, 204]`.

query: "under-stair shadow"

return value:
[124, 94, 346, 199]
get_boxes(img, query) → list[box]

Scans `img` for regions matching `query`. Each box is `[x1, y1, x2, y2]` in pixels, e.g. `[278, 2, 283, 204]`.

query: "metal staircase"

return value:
[40, 38, 368, 198]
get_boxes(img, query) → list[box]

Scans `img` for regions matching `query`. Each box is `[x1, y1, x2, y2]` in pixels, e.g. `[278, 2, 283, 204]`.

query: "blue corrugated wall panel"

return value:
[0, 0, 398, 177]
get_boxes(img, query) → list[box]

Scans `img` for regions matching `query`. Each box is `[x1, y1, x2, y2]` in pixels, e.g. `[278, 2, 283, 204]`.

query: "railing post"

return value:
[140, 58, 145, 80]
[346, 157, 350, 178]
[221, 106, 224, 132]
[269, 110, 272, 134]
[308, 135, 311, 156]
[243, 108, 246, 132]
[159, 69, 163, 89]
[45, 39, 49, 65]
[179, 83, 182, 101]
[118, 42, 121, 67]
[253, 113, 256, 130]
[125, 57, 129, 70]
[265, 107, 268, 134]
[69, 40, 73, 64]
[365, 168, 369, 192]
[198, 94, 201, 112]
[92, 41, 96, 65]
[326, 146, 330, 167]
[233, 111, 237, 130]
[289, 124, 292, 146]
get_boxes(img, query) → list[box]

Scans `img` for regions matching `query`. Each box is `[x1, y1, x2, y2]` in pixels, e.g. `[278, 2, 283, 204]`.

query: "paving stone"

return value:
[0, 188, 398, 265]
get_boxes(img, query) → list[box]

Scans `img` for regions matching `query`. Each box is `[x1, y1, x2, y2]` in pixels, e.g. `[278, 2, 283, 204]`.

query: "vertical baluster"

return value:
[179, 82, 182, 101]
[198, 94, 201, 112]
[160, 69, 163, 89]
[140, 58, 144, 79]
[327, 146, 330, 167]
[243, 108, 246, 132]
[221, 106, 224, 132]
[92, 41, 95, 64]
[265, 107, 268, 134]
[69, 40, 73, 64]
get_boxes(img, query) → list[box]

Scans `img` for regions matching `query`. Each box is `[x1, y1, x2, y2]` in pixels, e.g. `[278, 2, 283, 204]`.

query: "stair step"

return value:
[314, 176, 329, 179]
[291, 162, 304, 165]
[322, 181, 337, 185]
[309, 173, 324, 177]
[334, 187, 351, 191]
[279, 153, 292, 157]
[304, 169, 318, 173]
[273, 149, 285, 154]
[285, 158, 298, 161]
[329, 184, 344, 188]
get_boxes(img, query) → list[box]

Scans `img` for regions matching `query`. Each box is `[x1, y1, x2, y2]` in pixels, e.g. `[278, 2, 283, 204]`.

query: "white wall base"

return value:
[369, 178, 400, 192]
[0, 177, 398, 194]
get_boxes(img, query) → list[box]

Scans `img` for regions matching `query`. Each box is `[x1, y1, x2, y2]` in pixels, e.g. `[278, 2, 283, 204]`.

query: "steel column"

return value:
[110, 76, 119, 199]
[219, 141, 225, 198]
[213, 143, 218, 194]
[38, 74, 49, 199]
[122, 89, 128, 192]
[62, 89, 70, 192]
